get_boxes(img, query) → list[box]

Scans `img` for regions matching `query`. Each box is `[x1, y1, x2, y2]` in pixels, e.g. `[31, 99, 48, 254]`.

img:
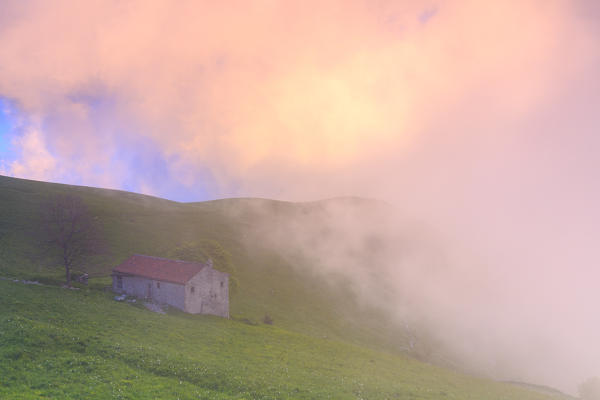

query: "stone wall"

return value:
[112, 275, 186, 311]
[185, 268, 229, 318]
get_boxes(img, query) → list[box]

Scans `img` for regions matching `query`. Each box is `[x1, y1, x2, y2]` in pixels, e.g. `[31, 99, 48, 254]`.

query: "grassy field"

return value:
[0, 279, 566, 400]
[0, 175, 408, 350]
[0, 175, 571, 399]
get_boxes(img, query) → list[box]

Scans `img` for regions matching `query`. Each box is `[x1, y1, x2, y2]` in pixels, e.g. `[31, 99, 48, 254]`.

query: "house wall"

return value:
[112, 275, 186, 311]
[184, 268, 229, 318]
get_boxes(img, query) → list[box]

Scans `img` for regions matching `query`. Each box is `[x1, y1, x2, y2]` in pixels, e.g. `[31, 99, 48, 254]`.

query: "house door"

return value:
[147, 283, 152, 299]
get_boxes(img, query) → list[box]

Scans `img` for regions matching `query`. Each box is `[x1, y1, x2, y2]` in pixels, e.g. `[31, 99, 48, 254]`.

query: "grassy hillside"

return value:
[0, 175, 405, 350]
[0, 175, 570, 398]
[0, 280, 566, 400]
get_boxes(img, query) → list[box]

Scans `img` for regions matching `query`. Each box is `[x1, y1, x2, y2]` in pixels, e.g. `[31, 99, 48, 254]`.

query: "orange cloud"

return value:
[0, 0, 587, 190]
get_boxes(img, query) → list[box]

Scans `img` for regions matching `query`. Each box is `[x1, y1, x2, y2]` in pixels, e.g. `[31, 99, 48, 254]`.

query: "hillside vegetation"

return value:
[0, 175, 570, 399]
[0, 175, 403, 349]
[0, 280, 567, 400]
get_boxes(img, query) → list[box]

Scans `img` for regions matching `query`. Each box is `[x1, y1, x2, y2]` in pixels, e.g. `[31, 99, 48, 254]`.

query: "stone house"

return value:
[111, 254, 229, 318]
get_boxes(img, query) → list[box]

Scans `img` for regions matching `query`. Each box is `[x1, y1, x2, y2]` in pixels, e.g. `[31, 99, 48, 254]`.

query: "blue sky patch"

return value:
[0, 98, 15, 155]
[109, 135, 214, 202]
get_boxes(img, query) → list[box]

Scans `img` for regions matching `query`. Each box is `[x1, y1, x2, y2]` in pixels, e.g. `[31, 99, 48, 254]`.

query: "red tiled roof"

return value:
[112, 254, 206, 284]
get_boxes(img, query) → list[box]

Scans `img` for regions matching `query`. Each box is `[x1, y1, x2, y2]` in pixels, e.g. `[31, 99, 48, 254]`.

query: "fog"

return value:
[231, 184, 599, 394]
[1, 0, 599, 394]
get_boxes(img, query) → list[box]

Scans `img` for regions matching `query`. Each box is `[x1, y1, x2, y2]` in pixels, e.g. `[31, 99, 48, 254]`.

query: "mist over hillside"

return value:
[0, 174, 588, 397]
[0, 175, 413, 351]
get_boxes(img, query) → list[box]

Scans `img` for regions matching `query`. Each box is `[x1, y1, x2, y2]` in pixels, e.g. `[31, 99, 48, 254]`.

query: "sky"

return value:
[0, 0, 600, 394]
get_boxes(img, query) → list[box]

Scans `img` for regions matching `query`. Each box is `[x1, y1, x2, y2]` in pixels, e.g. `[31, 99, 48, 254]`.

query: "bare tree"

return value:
[40, 194, 104, 286]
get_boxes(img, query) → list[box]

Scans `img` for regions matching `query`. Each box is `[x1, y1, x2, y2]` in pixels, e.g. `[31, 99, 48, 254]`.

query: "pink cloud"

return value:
[2, 128, 58, 181]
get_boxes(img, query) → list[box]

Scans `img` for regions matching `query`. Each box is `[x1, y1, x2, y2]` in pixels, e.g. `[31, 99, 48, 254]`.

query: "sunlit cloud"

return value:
[0, 1, 587, 196]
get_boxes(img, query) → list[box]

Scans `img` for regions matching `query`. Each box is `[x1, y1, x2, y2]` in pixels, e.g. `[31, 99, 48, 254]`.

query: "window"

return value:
[220, 281, 224, 288]
[117, 276, 122, 289]
[190, 286, 195, 294]
[156, 282, 160, 289]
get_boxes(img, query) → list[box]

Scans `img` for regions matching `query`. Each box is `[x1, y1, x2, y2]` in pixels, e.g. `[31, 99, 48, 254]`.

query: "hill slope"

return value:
[0, 175, 570, 398]
[0, 175, 405, 349]
[0, 279, 567, 399]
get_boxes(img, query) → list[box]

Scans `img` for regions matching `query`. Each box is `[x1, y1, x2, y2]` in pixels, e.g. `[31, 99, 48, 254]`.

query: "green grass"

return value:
[0, 280, 563, 399]
[0, 175, 408, 350]
[0, 175, 571, 398]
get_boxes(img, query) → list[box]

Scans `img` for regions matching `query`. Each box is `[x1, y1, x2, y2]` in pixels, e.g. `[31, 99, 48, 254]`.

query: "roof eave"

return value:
[111, 270, 189, 285]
